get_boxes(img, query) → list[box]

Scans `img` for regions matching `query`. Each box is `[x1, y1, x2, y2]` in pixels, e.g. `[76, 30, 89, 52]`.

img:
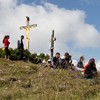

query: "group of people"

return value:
[3, 35, 24, 60]
[50, 52, 97, 79]
[77, 56, 97, 79]
[2, 35, 98, 79]
[51, 52, 72, 69]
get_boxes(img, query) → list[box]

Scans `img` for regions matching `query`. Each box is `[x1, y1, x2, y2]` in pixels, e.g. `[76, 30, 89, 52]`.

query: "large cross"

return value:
[20, 16, 37, 50]
[50, 30, 56, 58]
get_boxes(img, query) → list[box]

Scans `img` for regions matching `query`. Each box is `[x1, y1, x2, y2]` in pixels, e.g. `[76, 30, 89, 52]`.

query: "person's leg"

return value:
[5, 47, 8, 59]
[4, 47, 7, 59]
[21, 50, 23, 60]
[20, 50, 23, 60]
[84, 73, 94, 79]
[20, 50, 22, 60]
[7, 49, 10, 60]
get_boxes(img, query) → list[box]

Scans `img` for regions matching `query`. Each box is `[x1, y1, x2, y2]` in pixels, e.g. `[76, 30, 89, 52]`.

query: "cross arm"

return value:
[29, 24, 37, 28]
[20, 26, 27, 30]
[20, 24, 37, 30]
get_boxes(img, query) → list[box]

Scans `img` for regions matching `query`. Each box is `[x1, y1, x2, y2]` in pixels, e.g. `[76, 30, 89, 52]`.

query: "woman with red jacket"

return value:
[3, 35, 10, 59]
[82, 58, 97, 79]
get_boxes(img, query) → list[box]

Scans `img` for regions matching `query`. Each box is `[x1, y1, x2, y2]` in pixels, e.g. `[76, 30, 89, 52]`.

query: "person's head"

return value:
[80, 56, 84, 61]
[7, 35, 10, 39]
[3, 35, 7, 43]
[55, 52, 60, 59]
[4, 35, 7, 39]
[88, 58, 95, 67]
[64, 52, 69, 59]
[21, 35, 24, 40]
[4, 35, 7, 38]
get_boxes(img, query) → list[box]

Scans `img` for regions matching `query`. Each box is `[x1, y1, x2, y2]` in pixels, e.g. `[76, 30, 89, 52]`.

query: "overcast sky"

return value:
[0, 0, 100, 67]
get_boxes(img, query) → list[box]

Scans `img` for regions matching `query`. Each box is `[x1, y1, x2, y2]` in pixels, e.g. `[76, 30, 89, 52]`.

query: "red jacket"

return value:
[82, 63, 97, 75]
[4, 38, 10, 47]
[82, 64, 89, 72]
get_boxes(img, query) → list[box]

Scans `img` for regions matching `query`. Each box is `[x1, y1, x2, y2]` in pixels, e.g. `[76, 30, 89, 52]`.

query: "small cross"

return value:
[50, 30, 56, 58]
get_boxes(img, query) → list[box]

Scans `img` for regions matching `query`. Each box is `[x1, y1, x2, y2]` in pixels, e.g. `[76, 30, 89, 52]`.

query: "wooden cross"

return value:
[20, 16, 37, 50]
[50, 30, 56, 58]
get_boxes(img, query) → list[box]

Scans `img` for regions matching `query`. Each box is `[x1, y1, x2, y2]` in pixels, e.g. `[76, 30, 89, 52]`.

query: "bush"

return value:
[0, 48, 50, 64]
[0, 48, 5, 58]
[23, 49, 31, 61]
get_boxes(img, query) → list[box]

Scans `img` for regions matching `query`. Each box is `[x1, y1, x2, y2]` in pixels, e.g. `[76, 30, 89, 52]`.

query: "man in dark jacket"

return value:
[18, 35, 24, 60]
[51, 52, 61, 68]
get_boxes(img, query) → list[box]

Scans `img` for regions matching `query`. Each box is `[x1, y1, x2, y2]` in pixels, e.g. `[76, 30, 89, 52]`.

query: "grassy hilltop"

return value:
[0, 58, 100, 100]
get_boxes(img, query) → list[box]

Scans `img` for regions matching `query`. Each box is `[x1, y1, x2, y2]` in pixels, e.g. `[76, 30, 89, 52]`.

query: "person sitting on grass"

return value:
[82, 58, 97, 79]
[77, 56, 84, 69]
[51, 52, 61, 68]
[61, 52, 70, 69]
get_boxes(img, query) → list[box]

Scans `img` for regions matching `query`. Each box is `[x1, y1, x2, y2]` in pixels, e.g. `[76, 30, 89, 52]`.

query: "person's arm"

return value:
[81, 64, 88, 72]
[51, 61, 56, 68]
[8, 41, 10, 45]
[91, 64, 98, 78]
[92, 64, 97, 72]
[51, 57, 56, 68]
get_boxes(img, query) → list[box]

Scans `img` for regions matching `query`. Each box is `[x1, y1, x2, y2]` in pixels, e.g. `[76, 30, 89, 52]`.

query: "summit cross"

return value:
[20, 16, 37, 50]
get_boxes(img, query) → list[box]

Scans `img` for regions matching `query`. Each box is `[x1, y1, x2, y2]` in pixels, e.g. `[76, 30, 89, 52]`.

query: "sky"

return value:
[0, 0, 100, 68]
[21, 0, 100, 31]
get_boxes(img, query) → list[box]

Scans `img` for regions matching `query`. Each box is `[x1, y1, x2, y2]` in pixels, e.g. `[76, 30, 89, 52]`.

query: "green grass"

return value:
[0, 58, 100, 100]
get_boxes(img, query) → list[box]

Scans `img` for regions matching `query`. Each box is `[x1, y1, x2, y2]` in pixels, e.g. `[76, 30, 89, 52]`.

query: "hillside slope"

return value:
[0, 58, 100, 100]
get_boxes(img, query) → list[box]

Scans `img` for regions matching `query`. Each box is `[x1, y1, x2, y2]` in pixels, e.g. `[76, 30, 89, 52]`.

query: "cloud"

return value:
[0, 0, 100, 58]
[96, 61, 100, 71]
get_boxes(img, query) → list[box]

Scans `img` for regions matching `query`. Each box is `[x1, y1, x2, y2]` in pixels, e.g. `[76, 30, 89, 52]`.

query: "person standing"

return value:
[18, 35, 24, 60]
[3, 35, 10, 59]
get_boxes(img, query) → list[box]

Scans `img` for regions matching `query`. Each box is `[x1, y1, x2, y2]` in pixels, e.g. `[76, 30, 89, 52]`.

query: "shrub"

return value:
[0, 48, 50, 64]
